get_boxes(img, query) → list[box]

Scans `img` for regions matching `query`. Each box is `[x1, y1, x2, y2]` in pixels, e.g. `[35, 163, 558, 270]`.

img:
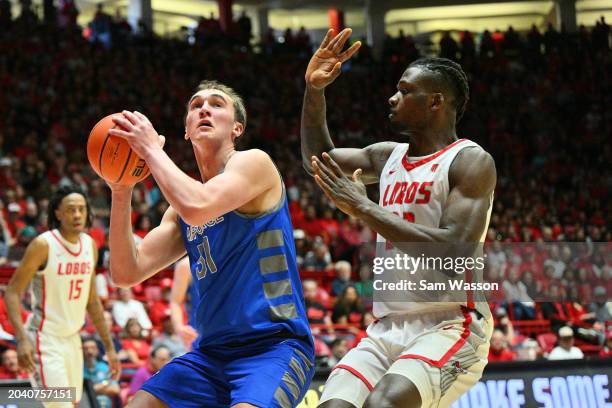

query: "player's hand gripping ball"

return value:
[87, 114, 151, 185]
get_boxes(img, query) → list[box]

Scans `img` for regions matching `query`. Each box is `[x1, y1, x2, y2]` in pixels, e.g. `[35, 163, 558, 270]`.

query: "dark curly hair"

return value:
[47, 186, 92, 230]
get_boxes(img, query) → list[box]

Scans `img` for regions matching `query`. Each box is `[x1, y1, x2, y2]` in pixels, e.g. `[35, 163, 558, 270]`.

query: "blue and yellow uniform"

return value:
[142, 185, 315, 407]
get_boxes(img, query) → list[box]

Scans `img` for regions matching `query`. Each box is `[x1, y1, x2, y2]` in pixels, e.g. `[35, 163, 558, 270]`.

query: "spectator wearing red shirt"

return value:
[0, 349, 29, 379]
[0, 291, 27, 339]
[121, 318, 151, 365]
[149, 278, 173, 328]
[488, 330, 516, 362]
[301, 205, 323, 239]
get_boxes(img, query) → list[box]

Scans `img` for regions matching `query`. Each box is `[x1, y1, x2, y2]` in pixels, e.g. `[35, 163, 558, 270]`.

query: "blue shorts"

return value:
[141, 339, 315, 407]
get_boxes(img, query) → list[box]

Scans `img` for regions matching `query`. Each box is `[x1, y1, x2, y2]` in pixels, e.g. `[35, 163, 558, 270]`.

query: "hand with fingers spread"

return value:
[109, 110, 166, 161]
[305, 28, 361, 90]
[311, 152, 368, 218]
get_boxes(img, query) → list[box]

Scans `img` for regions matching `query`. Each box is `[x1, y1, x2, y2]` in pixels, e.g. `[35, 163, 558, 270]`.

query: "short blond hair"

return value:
[190, 80, 247, 130]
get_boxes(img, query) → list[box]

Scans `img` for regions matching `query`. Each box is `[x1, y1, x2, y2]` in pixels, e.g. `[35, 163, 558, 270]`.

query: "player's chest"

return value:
[379, 165, 448, 209]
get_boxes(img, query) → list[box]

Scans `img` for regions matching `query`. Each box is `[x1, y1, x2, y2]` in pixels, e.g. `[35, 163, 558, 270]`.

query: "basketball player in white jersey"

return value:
[301, 29, 496, 408]
[5, 187, 120, 407]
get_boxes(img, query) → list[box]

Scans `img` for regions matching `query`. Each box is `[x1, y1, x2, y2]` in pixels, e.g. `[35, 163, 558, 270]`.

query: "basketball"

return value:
[86, 114, 150, 185]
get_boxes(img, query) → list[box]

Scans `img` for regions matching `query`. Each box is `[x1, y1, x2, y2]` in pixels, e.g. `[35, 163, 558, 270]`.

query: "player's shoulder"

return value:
[232, 149, 272, 163]
[21, 234, 49, 263]
[228, 149, 276, 172]
[450, 145, 496, 193]
[29, 233, 50, 251]
[364, 141, 400, 157]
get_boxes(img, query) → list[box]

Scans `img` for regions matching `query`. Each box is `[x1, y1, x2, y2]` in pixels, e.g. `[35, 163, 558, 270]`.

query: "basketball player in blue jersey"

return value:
[106, 80, 315, 408]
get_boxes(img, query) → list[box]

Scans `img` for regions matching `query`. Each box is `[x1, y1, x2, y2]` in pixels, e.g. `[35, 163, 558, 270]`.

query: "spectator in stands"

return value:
[149, 278, 173, 327]
[548, 326, 584, 360]
[0, 289, 27, 340]
[293, 229, 307, 268]
[0, 349, 28, 379]
[303, 279, 335, 342]
[589, 286, 612, 323]
[121, 318, 151, 365]
[128, 345, 171, 397]
[112, 288, 152, 331]
[83, 337, 120, 408]
[354, 262, 373, 301]
[502, 266, 536, 319]
[332, 285, 364, 325]
[521, 270, 542, 300]
[494, 307, 515, 346]
[151, 313, 186, 358]
[303, 238, 333, 272]
[94, 311, 129, 362]
[599, 331, 612, 358]
[331, 260, 354, 296]
[328, 338, 349, 367]
[0, 201, 15, 265]
[488, 330, 516, 362]
[134, 213, 152, 239]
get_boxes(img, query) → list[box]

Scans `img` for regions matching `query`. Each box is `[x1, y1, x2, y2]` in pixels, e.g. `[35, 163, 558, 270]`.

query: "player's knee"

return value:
[364, 391, 420, 408]
[363, 376, 422, 408]
[318, 400, 358, 408]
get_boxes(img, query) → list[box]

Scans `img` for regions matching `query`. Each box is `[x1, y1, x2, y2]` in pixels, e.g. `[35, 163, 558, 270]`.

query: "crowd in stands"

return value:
[0, 2, 610, 404]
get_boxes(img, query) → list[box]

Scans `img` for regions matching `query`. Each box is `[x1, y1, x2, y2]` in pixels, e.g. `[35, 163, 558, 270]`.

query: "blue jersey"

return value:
[178, 187, 312, 352]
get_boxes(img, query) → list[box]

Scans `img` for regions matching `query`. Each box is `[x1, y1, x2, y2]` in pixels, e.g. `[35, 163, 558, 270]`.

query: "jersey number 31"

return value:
[195, 237, 217, 280]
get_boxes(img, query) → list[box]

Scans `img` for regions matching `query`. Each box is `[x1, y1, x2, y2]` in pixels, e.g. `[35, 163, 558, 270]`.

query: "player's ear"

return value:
[431, 93, 444, 111]
[232, 121, 244, 140]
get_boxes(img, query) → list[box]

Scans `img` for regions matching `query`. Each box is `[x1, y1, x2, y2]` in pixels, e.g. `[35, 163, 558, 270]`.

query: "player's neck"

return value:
[57, 228, 80, 244]
[195, 142, 236, 182]
[407, 130, 457, 156]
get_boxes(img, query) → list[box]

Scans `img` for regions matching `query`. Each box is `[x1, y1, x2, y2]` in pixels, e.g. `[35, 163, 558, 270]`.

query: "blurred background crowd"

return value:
[0, 2, 610, 406]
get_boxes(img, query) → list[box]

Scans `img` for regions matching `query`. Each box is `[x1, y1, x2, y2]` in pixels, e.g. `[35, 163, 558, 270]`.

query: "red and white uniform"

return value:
[320, 139, 494, 408]
[27, 229, 95, 407]
[375, 138, 492, 318]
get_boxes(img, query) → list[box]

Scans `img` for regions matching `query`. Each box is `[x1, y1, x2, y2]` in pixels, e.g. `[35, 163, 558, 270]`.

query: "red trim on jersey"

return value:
[36, 332, 47, 387]
[50, 230, 82, 257]
[397, 307, 472, 368]
[401, 139, 467, 172]
[38, 275, 46, 331]
[333, 364, 374, 391]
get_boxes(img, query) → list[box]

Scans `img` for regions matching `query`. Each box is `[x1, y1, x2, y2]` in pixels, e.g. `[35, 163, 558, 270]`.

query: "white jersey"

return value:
[27, 230, 95, 337]
[374, 139, 492, 318]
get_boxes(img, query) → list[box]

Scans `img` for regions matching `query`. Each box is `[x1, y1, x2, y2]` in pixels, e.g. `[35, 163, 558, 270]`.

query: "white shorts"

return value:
[319, 306, 492, 408]
[28, 330, 83, 408]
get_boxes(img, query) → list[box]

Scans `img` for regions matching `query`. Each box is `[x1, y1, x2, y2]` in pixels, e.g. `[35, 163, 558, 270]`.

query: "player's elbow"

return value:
[109, 268, 139, 288]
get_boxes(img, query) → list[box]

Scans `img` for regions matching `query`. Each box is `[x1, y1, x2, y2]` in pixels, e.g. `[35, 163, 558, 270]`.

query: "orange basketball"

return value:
[86, 114, 150, 185]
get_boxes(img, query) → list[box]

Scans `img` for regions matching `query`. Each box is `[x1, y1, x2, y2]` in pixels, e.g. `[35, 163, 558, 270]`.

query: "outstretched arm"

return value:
[301, 28, 394, 184]
[312, 147, 496, 243]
